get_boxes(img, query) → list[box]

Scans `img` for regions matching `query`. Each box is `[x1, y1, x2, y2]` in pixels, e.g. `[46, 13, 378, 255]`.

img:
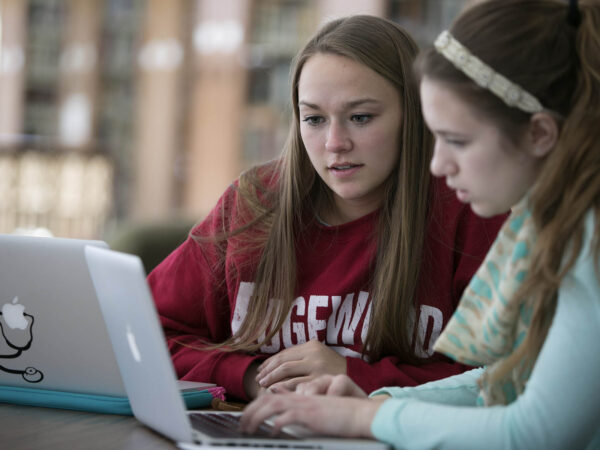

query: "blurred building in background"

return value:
[0, 0, 478, 245]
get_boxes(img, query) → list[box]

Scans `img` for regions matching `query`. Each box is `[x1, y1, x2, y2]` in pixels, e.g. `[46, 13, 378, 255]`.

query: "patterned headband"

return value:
[434, 30, 544, 114]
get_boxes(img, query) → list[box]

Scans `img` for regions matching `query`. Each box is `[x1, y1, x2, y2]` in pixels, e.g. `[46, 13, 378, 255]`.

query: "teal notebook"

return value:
[0, 385, 217, 415]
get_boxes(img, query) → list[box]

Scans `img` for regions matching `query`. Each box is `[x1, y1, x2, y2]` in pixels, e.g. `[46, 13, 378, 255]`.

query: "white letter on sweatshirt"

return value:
[415, 305, 443, 357]
[231, 281, 254, 335]
[327, 291, 368, 345]
[282, 296, 307, 348]
[307, 295, 329, 341]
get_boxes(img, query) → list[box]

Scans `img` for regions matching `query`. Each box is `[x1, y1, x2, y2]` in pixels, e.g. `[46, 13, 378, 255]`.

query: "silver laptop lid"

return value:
[85, 246, 390, 449]
[85, 246, 193, 443]
[0, 234, 125, 396]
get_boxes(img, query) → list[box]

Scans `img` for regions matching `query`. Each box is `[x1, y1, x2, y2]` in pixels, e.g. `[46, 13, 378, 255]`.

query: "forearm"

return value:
[371, 397, 510, 450]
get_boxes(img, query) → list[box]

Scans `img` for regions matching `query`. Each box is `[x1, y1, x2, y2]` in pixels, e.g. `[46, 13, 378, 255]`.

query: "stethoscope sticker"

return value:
[0, 297, 44, 383]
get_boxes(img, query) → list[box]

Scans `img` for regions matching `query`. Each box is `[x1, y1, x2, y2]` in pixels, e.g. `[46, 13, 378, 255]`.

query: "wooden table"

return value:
[0, 402, 177, 449]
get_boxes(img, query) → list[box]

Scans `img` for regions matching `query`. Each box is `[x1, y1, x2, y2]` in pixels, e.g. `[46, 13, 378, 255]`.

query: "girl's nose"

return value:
[429, 143, 457, 177]
[325, 121, 351, 152]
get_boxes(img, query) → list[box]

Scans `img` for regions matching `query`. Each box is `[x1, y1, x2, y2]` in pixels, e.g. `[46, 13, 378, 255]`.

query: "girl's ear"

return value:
[528, 112, 559, 158]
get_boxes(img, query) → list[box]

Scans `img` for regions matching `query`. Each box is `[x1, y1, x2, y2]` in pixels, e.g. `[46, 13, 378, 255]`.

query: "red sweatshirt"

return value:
[149, 167, 506, 401]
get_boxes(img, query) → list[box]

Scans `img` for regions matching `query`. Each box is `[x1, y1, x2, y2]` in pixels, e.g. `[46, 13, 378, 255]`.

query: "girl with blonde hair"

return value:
[149, 15, 504, 401]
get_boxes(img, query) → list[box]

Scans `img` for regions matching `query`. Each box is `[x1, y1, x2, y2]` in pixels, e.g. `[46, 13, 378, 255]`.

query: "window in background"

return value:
[242, 0, 318, 166]
[388, 0, 467, 48]
[97, 0, 144, 221]
[23, 0, 64, 137]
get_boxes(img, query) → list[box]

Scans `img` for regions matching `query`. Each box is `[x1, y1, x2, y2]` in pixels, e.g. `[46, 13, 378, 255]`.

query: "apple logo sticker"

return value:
[2, 297, 29, 330]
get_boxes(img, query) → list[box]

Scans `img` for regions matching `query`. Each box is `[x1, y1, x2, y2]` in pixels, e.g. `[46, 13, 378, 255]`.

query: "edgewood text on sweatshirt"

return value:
[148, 164, 507, 400]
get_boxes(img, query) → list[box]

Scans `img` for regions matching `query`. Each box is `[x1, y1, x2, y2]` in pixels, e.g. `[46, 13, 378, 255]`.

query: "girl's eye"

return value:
[351, 114, 372, 124]
[302, 116, 324, 126]
[445, 137, 468, 148]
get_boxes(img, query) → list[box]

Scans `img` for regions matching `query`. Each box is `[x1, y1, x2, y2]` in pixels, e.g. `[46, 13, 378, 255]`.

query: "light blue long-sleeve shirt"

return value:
[370, 212, 600, 449]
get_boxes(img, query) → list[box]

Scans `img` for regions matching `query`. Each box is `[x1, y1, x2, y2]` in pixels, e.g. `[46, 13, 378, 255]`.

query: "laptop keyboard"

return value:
[189, 412, 300, 440]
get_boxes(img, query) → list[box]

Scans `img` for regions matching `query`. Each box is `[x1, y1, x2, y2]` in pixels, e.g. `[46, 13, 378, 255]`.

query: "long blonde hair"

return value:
[201, 15, 433, 364]
[418, 0, 600, 380]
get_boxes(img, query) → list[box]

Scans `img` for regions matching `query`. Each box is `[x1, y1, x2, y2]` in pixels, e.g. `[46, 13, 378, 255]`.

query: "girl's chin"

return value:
[470, 202, 504, 218]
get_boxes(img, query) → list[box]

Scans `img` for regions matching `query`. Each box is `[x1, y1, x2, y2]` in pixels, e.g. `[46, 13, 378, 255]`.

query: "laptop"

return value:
[0, 234, 128, 396]
[0, 234, 211, 399]
[85, 245, 390, 449]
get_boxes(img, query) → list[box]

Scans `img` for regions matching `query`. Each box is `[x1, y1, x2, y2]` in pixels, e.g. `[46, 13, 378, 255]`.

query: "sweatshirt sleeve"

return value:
[147, 186, 262, 401]
[369, 214, 600, 449]
[369, 367, 483, 406]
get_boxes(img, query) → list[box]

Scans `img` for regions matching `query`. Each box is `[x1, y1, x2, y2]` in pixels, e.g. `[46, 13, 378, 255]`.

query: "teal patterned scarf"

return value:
[434, 196, 536, 405]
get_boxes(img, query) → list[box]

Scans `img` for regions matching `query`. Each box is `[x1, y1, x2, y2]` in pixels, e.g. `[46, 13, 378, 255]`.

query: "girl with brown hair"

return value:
[240, 1, 600, 447]
[149, 15, 504, 402]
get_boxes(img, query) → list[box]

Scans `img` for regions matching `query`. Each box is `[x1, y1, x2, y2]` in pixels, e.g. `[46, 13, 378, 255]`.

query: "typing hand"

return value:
[256, 340, 347, 392]
[239, 391, 380, 439]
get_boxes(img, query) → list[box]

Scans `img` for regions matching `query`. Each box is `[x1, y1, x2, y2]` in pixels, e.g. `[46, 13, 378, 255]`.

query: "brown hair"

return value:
[418, 0, 600, 381]
[201, 15, 433, 364]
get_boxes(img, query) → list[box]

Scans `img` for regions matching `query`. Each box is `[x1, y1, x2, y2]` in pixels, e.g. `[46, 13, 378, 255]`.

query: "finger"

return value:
[257, 347, 304, 378]
[239, 395, 281, 434]
[258, 361, 308, 388]
[257, 356, 287, 381]
[239, 396, 263, 432]
[270, 409, 306, 436]
[257, 353, 278, 374]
